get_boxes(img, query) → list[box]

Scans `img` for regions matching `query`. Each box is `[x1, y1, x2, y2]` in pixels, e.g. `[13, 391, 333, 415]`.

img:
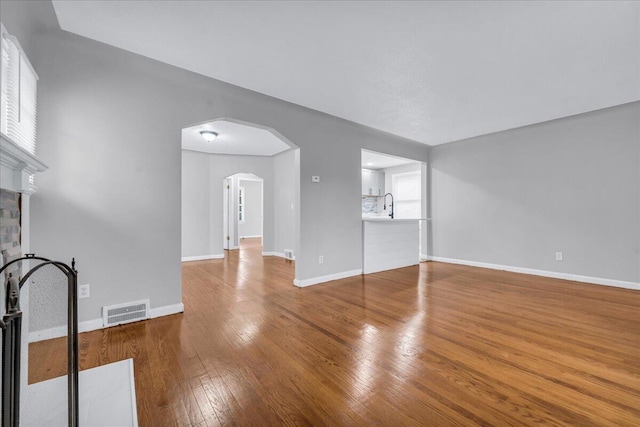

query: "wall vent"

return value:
[102, 299, 150, 327]
[284, 249, 294, 260]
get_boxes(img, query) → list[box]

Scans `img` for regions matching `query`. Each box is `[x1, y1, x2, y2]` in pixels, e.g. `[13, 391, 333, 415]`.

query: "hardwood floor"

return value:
[30, 237, 640, 426]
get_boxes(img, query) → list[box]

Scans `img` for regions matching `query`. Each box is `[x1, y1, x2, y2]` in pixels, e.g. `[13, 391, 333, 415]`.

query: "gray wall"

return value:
[238, 179, 263, 238]
[430, 102, 640, 283]
[0, 0, 59, 61]
[182, 152, 211, 257]
[6, 0, 426, 325]
[273, 149, 298, 256]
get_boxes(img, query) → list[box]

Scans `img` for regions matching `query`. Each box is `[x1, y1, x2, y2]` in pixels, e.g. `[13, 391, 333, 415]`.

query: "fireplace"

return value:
[1, 134, 48, 422]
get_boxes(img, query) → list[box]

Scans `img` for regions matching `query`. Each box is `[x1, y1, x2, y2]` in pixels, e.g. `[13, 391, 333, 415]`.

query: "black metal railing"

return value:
[1, 254, 79, 427]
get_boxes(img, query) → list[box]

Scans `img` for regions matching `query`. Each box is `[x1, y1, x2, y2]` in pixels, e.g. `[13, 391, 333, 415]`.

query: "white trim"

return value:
[240, 235, 263, 239]
[228, 245, 239, 250]
[262, 251, 282, 257]
[428, 256, 640, 291]
[262, 251, 296, 260]
[149, 303, 184, 319]
[181, 254, 224, 262]
[29, 317, 102, 342]
[79, 318, 104, 333]
[28, 303, 185, 342]
[126, 359, 139, 427]
[1, 133, 48, 194]
[419, 253, 429, 261]
[293, 269, 362, 288]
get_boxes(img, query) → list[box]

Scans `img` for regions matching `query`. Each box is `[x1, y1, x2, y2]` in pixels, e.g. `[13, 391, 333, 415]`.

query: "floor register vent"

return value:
[102, 299, 150, 327]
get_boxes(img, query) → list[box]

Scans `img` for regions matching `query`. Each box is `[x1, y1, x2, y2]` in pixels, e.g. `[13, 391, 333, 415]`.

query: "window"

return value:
[1, 23, 38, 155]
[392, 171, 421, 219]
[238, 186, 245, 223]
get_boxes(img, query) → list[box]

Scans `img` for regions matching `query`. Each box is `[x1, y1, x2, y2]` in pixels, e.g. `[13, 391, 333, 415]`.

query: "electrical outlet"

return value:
[79, 284, 90, 299]
[555, 252, 563, 261]
[318, 255, 324, 264]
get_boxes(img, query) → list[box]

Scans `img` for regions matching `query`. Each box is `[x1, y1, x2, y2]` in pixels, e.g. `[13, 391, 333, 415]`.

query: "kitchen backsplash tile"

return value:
[362, 196, 379, 214]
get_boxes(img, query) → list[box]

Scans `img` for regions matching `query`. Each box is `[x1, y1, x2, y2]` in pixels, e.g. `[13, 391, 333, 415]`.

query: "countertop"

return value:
[362, 217, 428, 222]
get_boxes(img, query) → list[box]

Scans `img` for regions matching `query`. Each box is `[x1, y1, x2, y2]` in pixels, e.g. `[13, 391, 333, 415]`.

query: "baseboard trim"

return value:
[181, 254, 224, 262]
[294, 269, 362, 288]
[240, 235, 262, 239]
[29, 303, 185, 343]
[262, 251, 283, 257]
[428, 256, 640, 291]
[419, 253, 429, 261]
[149, 303, 184, 319]
[262, 251, 296, 260]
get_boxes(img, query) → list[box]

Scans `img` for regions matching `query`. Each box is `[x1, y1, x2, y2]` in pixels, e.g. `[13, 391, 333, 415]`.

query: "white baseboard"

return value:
[262, 251, 283, 257]
[240, 235, 262, 239]
[419, 253, 429, 261]
[262, 251, 296, 260]
[149, 302, 184, 319]
[29, 302, 185, 343]
[428, 256, 640, 291]
[294, 269, 362, 287]
[29, 318, 102, 342]
[181, 254, 224, 262]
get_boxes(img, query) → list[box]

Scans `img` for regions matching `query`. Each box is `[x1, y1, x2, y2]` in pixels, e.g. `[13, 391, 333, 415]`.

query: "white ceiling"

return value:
[52, 1, 640, 146]
[182, 120, 291, 156]
[362, 150, 417, 170]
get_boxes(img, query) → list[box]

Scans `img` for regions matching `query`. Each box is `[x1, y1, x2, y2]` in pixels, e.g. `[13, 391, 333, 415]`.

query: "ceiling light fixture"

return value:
[199, 130, 218, 142]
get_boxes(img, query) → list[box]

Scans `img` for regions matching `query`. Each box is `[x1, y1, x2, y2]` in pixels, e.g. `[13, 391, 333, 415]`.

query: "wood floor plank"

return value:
[29, 237, 640, 426]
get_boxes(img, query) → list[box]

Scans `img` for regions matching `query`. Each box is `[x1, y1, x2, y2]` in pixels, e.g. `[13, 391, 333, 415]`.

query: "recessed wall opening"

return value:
[181, 117, 301, 282]
[361, 149, 429, 263]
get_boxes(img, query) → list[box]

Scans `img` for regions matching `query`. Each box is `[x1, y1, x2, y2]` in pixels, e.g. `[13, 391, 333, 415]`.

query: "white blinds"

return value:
[1, 23, 38, 156]
[392, 171, 422, 219]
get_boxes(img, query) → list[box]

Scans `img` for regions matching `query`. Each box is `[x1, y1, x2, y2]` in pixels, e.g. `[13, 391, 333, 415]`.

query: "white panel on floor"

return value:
[23, 358, 138, 427]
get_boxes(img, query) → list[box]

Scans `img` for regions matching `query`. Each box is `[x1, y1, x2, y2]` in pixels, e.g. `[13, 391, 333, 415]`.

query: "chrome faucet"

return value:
[383, 193, 394, 219]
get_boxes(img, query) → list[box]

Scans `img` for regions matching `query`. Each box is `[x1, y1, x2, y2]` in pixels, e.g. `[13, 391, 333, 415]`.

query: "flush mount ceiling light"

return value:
[199, 130, 218, 142]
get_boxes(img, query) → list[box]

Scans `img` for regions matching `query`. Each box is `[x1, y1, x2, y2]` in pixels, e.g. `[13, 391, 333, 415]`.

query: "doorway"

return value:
[223, 173, 264, 253]
[361, 149, 429, 259]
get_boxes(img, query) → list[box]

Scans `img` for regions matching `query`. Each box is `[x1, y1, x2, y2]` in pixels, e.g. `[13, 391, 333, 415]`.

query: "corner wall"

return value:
[430, 102, 640, 285]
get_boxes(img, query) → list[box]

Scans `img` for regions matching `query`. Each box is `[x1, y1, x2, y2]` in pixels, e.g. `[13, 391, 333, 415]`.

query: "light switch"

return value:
[312, 176, 320, 183]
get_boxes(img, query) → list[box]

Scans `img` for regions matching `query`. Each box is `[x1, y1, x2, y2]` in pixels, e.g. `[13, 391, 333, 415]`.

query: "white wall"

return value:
[238, 179, 263, 238]
[182, 152, 274, 258]
[430, 102, 640, 285]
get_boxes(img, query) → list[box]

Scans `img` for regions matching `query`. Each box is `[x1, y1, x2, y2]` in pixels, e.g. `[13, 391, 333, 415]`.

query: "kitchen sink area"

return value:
[361, 149, 426, 274]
